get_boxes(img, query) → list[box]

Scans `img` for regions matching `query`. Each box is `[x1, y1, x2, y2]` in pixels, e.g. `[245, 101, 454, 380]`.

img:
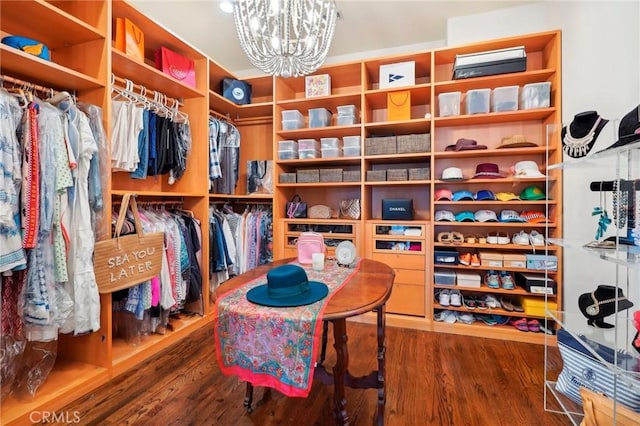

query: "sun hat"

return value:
[455, 211, 476, 222]
[435, 210, 456, 221]
[445, 138, 488, 152]
[474, 209, 498, 222]
[452, 190, 474, 201]
[520, 211, 549, 223]
[596, 105, 640, 153]
[495, 192, 520, 201]
[440, 167, 467, 181]
[496, 134, 538, 149]
[246, 264, 328, 307]
[499, 210, 525, 222]
[520, 185, 546, 200]
[512, 161, 545, 178]
[474, 190, 496, 201]
[434, 189, 453, 201]
[473, 163, 504, 179]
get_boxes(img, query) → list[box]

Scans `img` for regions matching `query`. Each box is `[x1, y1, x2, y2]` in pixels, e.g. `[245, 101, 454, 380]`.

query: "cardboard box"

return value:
[503, 253, 526, 269]
[521, 296, 557, 317]
[515, 272, 557, 295]
[305, 74, 331, 98]
[380, 60, 415, 89]
[435, 270, 456, 286]
[479, 251, 503, 268]
[526, 254, 558, 271]
[456, 272, 481, 288]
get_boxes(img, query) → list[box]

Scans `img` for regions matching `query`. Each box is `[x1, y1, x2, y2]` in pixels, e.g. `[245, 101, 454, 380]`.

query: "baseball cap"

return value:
[474, 190, 496, 201]
[495, 192, 520, 201]
[520, 186, 546, 200]
[435, 210, 456, 221]
[474, 209, 498, 222]
[499, 210, 525, 222]
[440, 167, 467, 181]
[434, 189, 453, 201]
[520, 211, 549, 223]
[455, 211, 476, 222]
[513, 161, 545, 178]
[452, 190, 474, 201]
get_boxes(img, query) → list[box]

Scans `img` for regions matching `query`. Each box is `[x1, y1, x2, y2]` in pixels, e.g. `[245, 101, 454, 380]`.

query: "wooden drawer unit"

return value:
[282, 219, 360, 259]
[393, 268, 426, 285]
[386, 283, 425, 316]
[370, 252, 425, 270]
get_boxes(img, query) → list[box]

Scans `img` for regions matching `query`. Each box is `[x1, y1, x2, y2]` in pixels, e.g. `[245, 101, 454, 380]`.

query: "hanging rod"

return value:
[112, 74, 184, 107]
[209, 108, 233, 123]
[1, 74, 64, 97]
[210, 199, 273, 205]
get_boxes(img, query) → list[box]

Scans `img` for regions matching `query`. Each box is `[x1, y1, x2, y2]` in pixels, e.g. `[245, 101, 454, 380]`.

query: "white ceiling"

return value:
[130, 0, 535, 73]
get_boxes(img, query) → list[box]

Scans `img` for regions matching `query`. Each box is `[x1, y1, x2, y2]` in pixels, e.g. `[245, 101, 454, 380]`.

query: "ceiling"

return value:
[130, 0, 534, 73]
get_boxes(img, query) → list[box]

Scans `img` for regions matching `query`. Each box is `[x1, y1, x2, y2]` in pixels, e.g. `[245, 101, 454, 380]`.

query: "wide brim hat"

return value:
[473, 163, 504, 179]
[246, 264, 329, 307]
[445, 138, 488, 152]
[513, 161, 546, 178]
[497, 134, 539, 149]
[597, 105, 640, 153]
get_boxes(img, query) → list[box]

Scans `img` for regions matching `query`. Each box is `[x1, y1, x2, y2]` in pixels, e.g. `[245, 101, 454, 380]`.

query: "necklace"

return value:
[563, 116, 602, 158]
[612, 179, 628, 229]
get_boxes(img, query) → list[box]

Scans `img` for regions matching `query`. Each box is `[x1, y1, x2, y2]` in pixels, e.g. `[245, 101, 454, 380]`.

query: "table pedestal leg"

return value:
[332, 318, 349, 425]
[244, 382, 254, 413]
[377, 305, 386, 426]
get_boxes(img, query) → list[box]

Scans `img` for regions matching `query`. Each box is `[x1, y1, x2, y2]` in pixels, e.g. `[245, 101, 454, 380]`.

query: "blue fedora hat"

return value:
[246, 264, 329, 307]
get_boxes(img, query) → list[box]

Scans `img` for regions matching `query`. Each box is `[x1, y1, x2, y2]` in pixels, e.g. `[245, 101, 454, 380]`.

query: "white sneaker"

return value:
[438, 289, 451, 306]
[484, 294, 501, 309]
[449, 289, 462, 307]
[529, 230, 545, 246]
[512, 230, 530, 245]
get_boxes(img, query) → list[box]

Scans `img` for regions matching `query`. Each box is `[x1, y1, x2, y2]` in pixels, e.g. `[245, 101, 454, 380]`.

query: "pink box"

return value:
[305, 74, 331, 98]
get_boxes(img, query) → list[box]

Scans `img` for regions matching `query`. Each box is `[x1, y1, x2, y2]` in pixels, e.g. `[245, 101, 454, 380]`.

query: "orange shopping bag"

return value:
[387, 90, 411, 121]
[115, 17, 145, 62]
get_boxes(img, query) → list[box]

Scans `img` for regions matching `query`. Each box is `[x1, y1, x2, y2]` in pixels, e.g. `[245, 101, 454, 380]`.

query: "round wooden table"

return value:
[213, 257, 395, 426]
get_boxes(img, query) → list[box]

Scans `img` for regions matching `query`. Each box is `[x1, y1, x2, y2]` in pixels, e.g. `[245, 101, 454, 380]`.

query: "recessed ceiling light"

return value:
[219, 0, 233, 14]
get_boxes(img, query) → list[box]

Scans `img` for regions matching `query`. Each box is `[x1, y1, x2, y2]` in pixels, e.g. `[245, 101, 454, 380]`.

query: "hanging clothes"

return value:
[209, 117, 240, 194]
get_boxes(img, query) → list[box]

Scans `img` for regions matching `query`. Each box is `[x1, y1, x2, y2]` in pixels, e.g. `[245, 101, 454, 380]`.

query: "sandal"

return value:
[510, 317, 529, 332]
[500, 296, 514, 311]
[527, 319, 541, 332]
[451, 231, 464, 244]
[437, 232, 452, 243]
[465, 235, 477, 244]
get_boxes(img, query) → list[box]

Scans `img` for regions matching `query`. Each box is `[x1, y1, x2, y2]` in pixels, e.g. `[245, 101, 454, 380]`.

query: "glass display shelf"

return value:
[548, 139, 640, 170]
[547, 238, 640, 268]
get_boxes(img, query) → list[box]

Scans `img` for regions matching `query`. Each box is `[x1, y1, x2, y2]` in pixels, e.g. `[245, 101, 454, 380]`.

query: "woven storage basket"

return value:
[408, 167, 429, 180]
[296, 169, 320, 183]
[366, 170, 386, 181]
[386, 168, 408, 181]
[365, 136, 397, 155]
[397, 133, 431, 154]
[279, 173, 297, 183]
[342, 169, 361, 182]
[319, 168, 343, 182]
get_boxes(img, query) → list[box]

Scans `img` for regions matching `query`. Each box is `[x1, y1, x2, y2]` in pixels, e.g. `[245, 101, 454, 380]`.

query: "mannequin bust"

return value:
[578, 284, 634, 328]
[562, 111, 609, 158]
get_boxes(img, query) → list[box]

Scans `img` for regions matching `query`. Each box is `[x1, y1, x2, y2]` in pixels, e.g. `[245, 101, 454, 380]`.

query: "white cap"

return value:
[435, 210, 456, 221]
[474, 210, 498, 222]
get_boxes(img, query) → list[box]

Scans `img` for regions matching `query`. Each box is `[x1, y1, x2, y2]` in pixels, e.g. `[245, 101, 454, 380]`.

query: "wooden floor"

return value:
[52, 321, 572, 426]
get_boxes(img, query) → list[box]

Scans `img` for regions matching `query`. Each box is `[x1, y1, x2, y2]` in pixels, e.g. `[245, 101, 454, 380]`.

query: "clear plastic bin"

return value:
[337, 105, 357, 116]
[309, 107, 332, 128]
[492, 86, 519, 112]
[282, 118, 304, 130]
[281, 109, 304, 121]
[321, 147, 343, 158]
[343, 145, 361, 157]
[278, 140, 298, 151]
[299, 148, 321, 159]
[343, 135, 361, 147]
[465, 89, 490, 114]
[320, 137, 342, 149]
[520, 82, 551, 110]
[337, 114, 357, 125]
[438, 92, 461, 117]
[298, 138, 319, 150]
[278, 149, 298, 160]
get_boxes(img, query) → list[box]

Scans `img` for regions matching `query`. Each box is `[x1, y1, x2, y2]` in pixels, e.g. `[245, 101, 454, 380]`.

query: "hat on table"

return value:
[246, 264, 328, 307]
[513, 161, 545, 178]
[445, 138, 488, 152]
[473, 163, 504, 179]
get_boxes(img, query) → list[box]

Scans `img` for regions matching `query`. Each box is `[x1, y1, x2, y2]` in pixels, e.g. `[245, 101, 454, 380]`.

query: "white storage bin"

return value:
[337, 104, 357, 116]
[465, 89, 490, 114]
[438, 92, 461, 117]
[298, 138, 319, 150]
[343, 135, 361, 147]
[520, 82, 551, 110]
[492, 86, 519, 112]
[282, 118, 304, 130]
[321, 147, 343, 158]
[278, 140, 298, 152]
[281, 109, 304, 121]
[299, 148, 321, 159]
[309, 107, 332, 128]
[343, 145, 361, 157]
[278, 149, 298, 160]
[320, 137, 342, 149]
[337, 114, 357, 125]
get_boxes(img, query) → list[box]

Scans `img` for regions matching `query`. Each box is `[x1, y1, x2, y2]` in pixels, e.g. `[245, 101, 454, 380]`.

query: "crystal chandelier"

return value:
[233, 0, 338, 78]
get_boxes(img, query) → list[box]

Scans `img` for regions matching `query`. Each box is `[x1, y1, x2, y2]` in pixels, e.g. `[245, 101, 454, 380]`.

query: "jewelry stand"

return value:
[590, 179, 639, 245]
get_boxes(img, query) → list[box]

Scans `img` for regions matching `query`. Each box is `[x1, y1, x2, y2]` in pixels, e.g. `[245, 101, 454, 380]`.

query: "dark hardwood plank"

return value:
[46, 322, 570, 425]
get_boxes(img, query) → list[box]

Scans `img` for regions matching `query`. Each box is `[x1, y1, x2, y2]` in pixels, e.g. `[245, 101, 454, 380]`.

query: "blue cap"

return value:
[474, 190, 496, 201]
[452, 190, 474, 201]
[455, 211, 476, 222]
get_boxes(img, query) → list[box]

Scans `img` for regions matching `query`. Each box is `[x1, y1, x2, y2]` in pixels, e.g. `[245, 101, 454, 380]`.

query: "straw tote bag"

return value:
[93, 193, 164, 293]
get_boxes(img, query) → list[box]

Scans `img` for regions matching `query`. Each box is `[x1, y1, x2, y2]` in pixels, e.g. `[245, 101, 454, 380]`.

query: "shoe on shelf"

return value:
[459, 252, 471, 266]
[457, 311, 475, 324]
[510, 317, 529, 332]
[529, 230, 545, 246]
[470, 253, 481, 267]
[484, 270, 500, 289]
[499, 271, 515, 290]
[484, 294, 501, 309]
[449, 289, 462, 307]
[463, 295, 477, 309]
[487, 231, 510, 245]
[437, 289, 451, 307]
[527, 319, 541, 332]
[512, 230, 530, 245]
[499, 296, 515, 311]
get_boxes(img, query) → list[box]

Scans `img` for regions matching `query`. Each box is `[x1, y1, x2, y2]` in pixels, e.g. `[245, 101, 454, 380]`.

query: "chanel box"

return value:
[382, 199, 413, 220]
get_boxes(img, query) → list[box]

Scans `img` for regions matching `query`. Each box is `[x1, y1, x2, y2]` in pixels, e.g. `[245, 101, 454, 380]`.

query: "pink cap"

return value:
[434, 189, 453, 201]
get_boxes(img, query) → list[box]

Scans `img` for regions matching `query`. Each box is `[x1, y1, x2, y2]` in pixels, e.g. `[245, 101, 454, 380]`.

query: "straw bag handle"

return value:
[113, 193, 144, 240]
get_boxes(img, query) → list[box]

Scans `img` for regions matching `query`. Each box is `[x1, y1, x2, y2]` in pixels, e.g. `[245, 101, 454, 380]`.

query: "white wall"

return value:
[448, 1, 640, 332]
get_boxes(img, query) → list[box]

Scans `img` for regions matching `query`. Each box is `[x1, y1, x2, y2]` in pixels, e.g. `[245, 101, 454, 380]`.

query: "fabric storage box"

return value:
[521, 296, 557, 316]
[365, 136, 397, 155]
[321, 148, 342, 158]
[438, 92, 461, 117]
[337, 114, 357, 125]
[298, 138, 320, 150]
[503, 253, 526, 268]
[379, 60, 415, 89]
[342, 170, 360, 182]
[435, 270, 456, 286]
[298, 149, 321, 159]
[435, 249, 459, 265]
[296, 169, 319, 183]
[309, 107, 332, 128]
[515, 272, 557, 294]
[526, 254, 558, 271]
[397, 133, 430, 153]
[408, 167, 429, 180]
[520, 82, 551, 110]
[479, 251, 503, 267]
[492, 85, 519, 112]
[366, 170, 386, 181]
[279, 173, 296, 183]
[343, 135, 361, 147]
[278, 149, 298, 160]
[343, 146, 361, 157]
[320, 137, 342, 149]
[386, 168, 407, 181]
[456, 272, 481, 288]
[305, 74, 331, 97]
[465, 88, 491, 114]
[319, 168, 342, 182]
